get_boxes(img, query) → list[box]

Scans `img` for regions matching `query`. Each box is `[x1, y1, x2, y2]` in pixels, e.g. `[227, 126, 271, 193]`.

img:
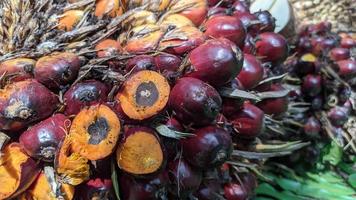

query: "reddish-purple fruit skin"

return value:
[222, 98, 244, 118]
[296, 36, 312, 54]
[79, 178, 115, 200]
[120, 172, 169, 200]
[224, 183, 248, 200]
[126, 55, 156, 73]
[307, 22, 331, 36]
[255, 32, 288, 63]
[169, 77, 222, 126]
[181, 126, 232, 168]
[254, 10, 276, 32]
[340, 37, 356, 49]
[0, 60, 33, 83]
[256, 84, 289, 116]
[336, 59, 356, 80]
[64, 80, 109, 116]
[233, 12, 260, 35]
[0, 80, 59, 131]
[186, 39, 243, 86]
[240, 173, 258, 195]
[19, 114, 69, 161]
[204, 16, 246, 47]
[329, 48, 350, 61]
[311, 37, 338, 56]
[304, 117, 321, 138]
[195, 185, 219, 200]
[231, 1, 250, 13]
[229, 103, 264, 139]
[34, 54, 81, 90]
[154, 54, 181, 79]
[242, 34, 256, 54]
[168, 159, 202, 197]
[302, 74, 322, 97]
[327, 107, 348, 127]
[237, 54, 264, 89]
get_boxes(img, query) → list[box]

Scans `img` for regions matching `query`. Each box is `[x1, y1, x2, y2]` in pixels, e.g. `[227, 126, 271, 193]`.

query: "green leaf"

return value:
[338, 162, 355, 175]
[348, 173, 356, 189]
[322, 141, 343, 166]
[255, 183, 303, 200]
[111, 158, 121, 200]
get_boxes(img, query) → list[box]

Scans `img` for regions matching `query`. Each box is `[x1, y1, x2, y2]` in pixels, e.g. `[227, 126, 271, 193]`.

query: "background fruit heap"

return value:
[255, 21, 356, 200]
[0, 0, 353, 200]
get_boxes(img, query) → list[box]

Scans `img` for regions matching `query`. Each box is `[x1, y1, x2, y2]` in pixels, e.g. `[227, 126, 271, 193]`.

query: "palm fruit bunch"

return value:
[282, 21, 356, 157]
[291, 0, 355, 33]
[255, 21, 356, 199]
[0, 0, 308, 199]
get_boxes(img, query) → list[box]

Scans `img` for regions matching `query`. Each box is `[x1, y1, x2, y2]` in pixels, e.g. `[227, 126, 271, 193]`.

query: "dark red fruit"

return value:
[169, 77, 222, 126]
[185, 38, 243, 86]
[126, 55, 156, 73]
[119, 172, 169, 200]
[195, 182, 223, 200]
[168, 159, 202, 198]
[79, 178, 115, 200]
[233, 12, 260, 35]
[295, 53, 317, 75]
[19, 114, 70, 161]
[302, 74, 322, 97]
[327, 107, 348, 127]
[224, 183, 248, 200]
[304, 116, 321, 138]
[236, 54, 264, 89]
[204, 16, 246, 47]
[307, 22, 331, 36]
[242, 34, 256, 54]
[296, 36, 312, 53]
[254, 67, 272, 92]
[311, 36, 338, 56]
[229, 102, 264, 139]
[240, 172, 258, 196]
[255, 32, 288, 63]
[119, 171, 169, 200]
[254, 10, 276, 32]
[154, 53, 181, 79]
[231, 1, 250, 13]
[256, 84, 289, 116]
[0, 58, 35, 83]
[181, 126, 232, 168]
[336, 59, 356, 80]
[0, 80, 59, 131]
[64, 80, 109, 116]
[329, 48, 350, 61]
[222, 98, 244, 118]
[340, 37, 356, 49]
[310, 36, 324, 56]
[34, 53, 81, 90]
